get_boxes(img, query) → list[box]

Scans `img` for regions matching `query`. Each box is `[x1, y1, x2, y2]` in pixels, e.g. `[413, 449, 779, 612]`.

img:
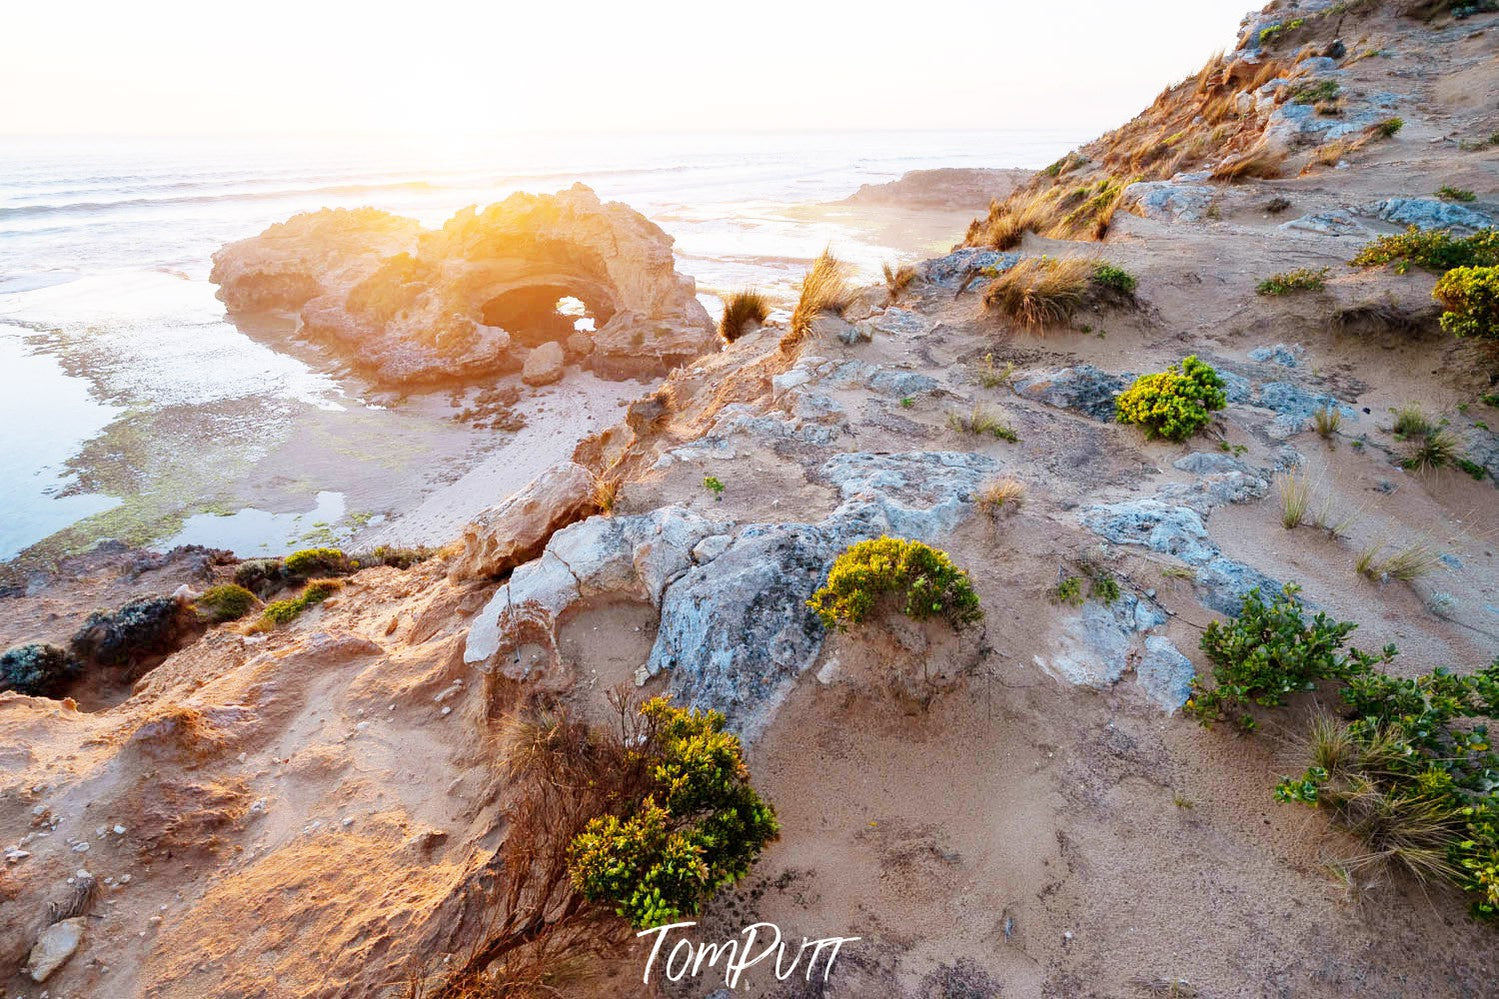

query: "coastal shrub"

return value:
[1092, 262, 1138, 299]
[258, 578, 343, 628]
[1289, 79, 1340, 106]
[1258, 267, 1328, 295]
[350, 545, 434, 570]
[0, 643, 81, 697]
[283, 547, 349, 578]
[702, 475, 725, 500]
[983, 256, 1096, 327]
[194, 584, 257, 623]
[1351, 226, 1499, 274]
[718, 289, 769, 343]
[807, 536, 983, 632]
[784, 249, 853, 351]
[1185, 585, 1384, 730]
[69, 595, 196, 668]
[568, 697, 778, 929]
[1376, 117, 1404, 138]
[1053, 576, 1084, 606]
[1115, 355, 1227, 441]
[1275, 659, 1499, 914]
[1437, 185, 1478, 202]
[1434, 265, 1499, 339]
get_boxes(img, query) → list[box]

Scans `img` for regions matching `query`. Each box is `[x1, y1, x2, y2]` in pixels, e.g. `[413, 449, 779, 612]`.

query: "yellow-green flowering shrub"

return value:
[1434, 265, 1499, 339]
[1115, 355, 1227, 441]
[806, 536, 982, 631]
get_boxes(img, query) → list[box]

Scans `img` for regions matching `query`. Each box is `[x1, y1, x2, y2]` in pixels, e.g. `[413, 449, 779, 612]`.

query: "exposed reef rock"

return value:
[210, 184, 715, 387]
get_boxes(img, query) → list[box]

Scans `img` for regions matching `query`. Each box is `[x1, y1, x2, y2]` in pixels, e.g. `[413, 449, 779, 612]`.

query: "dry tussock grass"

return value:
[964, 49, 1308, 247]
[782, 249, 854, 352]
[983, 256, 1097, 327]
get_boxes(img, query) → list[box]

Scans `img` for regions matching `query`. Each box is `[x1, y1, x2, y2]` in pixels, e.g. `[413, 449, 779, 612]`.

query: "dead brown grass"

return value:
[963, 49, 1306, 247]
[1211, 143, 1288, 182]
[718, 288, 769, 343]
[783, 249, 854, 352]
[983, 256, 1097, 328]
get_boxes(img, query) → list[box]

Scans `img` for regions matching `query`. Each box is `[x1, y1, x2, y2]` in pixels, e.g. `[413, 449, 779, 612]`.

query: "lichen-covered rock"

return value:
[211, 184, 714, 387]
[463, 506, 728, 671]
[466, 451, 997, 738]
[917, 248, 1019, 289]
[1013, 365, 1130, 421]
[1035, 592, 1167, 689]
[1248, 343, 1303, 367]
[1281, 211, 1369, 237]
[1081, 501, 1218, 564]
[1357, 198, 1495, 233]
[1138, 636, 1195, 711]
[0, 643, 81, 697]
[1123, 179, 1215, 222]
[450, 461, 597, 580]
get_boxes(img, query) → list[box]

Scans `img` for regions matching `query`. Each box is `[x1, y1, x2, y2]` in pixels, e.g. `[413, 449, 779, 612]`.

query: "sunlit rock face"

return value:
[209, 184, 715, 387]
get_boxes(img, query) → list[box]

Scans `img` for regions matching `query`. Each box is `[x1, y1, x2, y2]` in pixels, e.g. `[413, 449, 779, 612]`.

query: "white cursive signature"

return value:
[637, 921, 861, 989]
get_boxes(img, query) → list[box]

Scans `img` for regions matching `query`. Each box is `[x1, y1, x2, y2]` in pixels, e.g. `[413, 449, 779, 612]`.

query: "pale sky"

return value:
[1, 0, 1258, 135]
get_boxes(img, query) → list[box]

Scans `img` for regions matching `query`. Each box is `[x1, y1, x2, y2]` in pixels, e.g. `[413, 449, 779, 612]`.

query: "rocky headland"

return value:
[210, 183, 717, 388]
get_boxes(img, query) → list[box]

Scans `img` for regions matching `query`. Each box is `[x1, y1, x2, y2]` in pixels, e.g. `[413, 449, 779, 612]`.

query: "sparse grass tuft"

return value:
[591, 474, 621, 515]
[1313, 405, 1342, 440]
[948, 405, 1019, 442]
[1403, 428, 1460, 472]
[1210, 144, 1287, 182]
[975, 352, 1015, 389]
[1358, 540, 1444, 582]
[1277, 471, 1312, 529]
[718, 289, 769, 343]
[978, 477, 1026, 516]
[882, 261, 917, 303]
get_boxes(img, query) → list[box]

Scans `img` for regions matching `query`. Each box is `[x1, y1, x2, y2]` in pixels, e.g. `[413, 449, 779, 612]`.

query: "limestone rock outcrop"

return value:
[450, 461, 597, 580]
[210, 184, 716, 387]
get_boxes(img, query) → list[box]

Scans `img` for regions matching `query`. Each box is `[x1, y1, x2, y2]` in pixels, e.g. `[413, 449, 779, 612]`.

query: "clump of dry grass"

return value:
[782, 249, 854, 352]
[1211, 143, 1288, 182]
[718, 289, 768, 343]
[882, 261, 917, 303]
[947, 405, 1019, 442]
[961, 50, 1307, 250]
[977, 477, 1027, 515]
[1313, 405, 1342, 441]
[1276, 470, 1312, 529]
[1357, 538, 1444, 582]
[591, 474, 620, 516]
[983, 256, 1096, 328]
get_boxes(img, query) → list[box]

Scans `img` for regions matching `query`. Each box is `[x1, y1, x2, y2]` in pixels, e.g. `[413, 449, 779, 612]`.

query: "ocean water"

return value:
[0, 130, 1085, 563]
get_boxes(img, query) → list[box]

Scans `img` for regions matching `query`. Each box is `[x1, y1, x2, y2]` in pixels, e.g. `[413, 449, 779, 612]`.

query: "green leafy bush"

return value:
[1186, 585, 1389, 730]
[1350, 226, 1499, 274]
[807, 536, 982, 631]
[283, 547, 349, 578]
[1434, 265, 1499, 339]
[1257, 267, 1328, 295]
[194, 584, 257, 623]
[568, 697, 778, 929]
[1092, 262, 1138, 298]
[1376, 117, 1404, 137]
[1289, 78, 1339, 105]
[1275, 660, 1499, 917]
[0, 643, 81, 697]
[258, 579, 343, 628]
[1115, 355, 1228, 441]
[1438, 185, 1478, 202]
